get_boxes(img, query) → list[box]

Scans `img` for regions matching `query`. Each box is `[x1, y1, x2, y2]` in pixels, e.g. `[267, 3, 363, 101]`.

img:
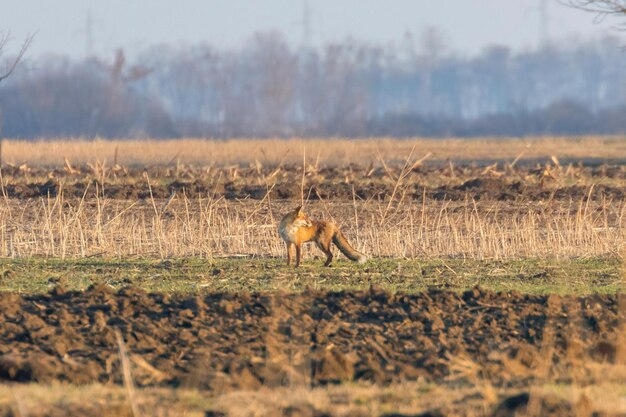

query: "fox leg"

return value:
[286, 242, 294, 266]
[323, 248, 334, 267]
[295, 243, 302, 267]
[316, 241, 334, 267]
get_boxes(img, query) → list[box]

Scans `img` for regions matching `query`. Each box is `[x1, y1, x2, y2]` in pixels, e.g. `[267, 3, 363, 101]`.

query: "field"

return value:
[0, 137, 624, 417]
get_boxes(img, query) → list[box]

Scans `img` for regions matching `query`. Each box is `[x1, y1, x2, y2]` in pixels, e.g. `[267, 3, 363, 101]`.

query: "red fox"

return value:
[278, 206, 367, 267]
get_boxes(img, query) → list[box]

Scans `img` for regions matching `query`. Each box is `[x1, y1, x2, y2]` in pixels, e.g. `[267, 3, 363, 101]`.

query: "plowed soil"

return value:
[0, 285, 622, 391]
[2, 163, 625, 201]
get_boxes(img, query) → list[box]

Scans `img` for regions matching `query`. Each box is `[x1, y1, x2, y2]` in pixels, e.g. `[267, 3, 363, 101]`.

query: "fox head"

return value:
[288, 205, 312, 227]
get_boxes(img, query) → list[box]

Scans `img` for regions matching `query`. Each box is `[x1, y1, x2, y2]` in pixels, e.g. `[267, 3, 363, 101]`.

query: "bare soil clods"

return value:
[2, 164, 625, 201]
[0, 285, 621, 391]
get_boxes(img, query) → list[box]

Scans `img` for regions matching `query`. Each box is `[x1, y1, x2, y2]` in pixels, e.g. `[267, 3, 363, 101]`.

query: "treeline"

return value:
[367, 100, 626, 137]
[1, 31, 625, 138]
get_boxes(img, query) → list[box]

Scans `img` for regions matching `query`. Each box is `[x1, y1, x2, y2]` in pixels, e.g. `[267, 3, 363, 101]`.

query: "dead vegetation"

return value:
[1, 136, 625, 168]
[0, 196, 622, 259]
[0, 286, 625, 416]
[0, 143, 624, 260]
[0, 137, 624, 417]
[2, 381, 626, 417]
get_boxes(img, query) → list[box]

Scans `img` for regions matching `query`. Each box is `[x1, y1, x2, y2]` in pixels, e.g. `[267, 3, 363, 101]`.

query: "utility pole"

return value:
[539, 0, 549, 47]
[302, 0, 312, 49]
[85, 10, 94, 57]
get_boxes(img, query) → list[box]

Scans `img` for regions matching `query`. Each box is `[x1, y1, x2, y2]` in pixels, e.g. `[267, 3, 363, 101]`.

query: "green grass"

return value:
[0, 256, 622, 295]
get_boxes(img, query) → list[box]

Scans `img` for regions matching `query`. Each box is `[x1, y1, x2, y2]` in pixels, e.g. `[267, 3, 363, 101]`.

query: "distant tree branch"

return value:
[0, 32, 35, 84]
[561, 0, 626, 26]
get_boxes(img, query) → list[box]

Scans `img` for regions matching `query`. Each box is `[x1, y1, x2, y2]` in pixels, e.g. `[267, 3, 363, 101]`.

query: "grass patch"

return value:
[0, 256, 621, 295]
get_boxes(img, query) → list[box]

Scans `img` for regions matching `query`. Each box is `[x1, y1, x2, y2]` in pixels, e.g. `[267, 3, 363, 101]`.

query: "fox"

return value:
[278, 206, 367, 267]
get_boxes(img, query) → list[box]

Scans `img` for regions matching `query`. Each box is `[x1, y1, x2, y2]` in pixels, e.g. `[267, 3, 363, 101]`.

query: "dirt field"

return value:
[1, 161, 625, 201]
[0, 138, 624, 416]
[0, 285, 624, 416]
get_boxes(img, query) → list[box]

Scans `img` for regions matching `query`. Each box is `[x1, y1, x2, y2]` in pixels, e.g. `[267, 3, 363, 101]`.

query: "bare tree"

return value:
[0, 32, 34, 84]
[0, 32, 33, 167]
[561, 1, 626, 25]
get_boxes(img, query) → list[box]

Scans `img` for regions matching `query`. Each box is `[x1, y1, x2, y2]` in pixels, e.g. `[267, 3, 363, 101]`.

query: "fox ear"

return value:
[294, 205, 302, 214]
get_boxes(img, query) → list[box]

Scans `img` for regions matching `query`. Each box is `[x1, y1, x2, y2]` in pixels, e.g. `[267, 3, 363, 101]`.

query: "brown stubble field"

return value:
[2, 136, 625, 167]
[0, 136, 625, 417]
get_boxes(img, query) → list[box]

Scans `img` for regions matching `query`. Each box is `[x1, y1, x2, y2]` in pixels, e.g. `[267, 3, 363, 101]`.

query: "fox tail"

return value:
[332, 230, 367, 264]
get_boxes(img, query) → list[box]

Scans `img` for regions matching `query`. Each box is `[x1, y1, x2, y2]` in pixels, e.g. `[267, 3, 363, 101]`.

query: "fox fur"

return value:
[278, 206, 367, 267]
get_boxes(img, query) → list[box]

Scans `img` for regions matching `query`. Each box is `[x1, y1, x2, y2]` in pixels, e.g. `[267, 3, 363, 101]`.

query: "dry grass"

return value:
[0, 194, 623, 260]
[1, 136, 625, 168]
[0, 136, 624, 261]
[2, 379, 626, 417]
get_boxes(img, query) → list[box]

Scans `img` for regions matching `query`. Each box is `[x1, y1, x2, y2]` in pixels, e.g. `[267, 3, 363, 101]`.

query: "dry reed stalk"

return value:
[10, 390, 28, 417]
[115, 329, 141, 417]
[0, 197, 623, 260]
[379, 144, 417, 225]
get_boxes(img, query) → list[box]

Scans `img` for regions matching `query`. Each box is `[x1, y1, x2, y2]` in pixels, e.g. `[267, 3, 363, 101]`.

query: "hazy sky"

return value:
[1, 0, 619, 59]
